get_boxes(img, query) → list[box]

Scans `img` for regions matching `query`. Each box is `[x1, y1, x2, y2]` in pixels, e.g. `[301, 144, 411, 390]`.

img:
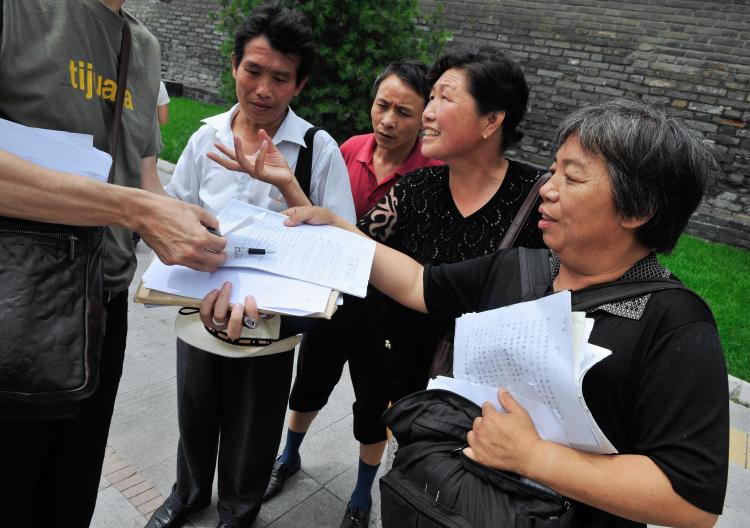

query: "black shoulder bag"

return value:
[0, 20, 131, 416]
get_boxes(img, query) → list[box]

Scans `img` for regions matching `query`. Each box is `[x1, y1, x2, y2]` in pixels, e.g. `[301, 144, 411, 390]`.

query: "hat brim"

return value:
[175, 312, 301, 358]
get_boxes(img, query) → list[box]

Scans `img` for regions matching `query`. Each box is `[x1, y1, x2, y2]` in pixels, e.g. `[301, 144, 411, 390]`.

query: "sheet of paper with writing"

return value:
[449, 291, 617, 454]
[217, 200, 375, 297]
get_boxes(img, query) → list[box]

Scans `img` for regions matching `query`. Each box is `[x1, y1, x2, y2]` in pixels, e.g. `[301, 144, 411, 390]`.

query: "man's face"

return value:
[232, 36, 308, 130]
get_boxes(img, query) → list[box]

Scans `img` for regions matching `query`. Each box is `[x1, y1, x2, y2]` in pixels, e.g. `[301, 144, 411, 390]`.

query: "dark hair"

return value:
[372, 60, 431, 105]
[428, 46, 529, 151]
[233, 4, 315, 86]
[555, 98, 714, 254]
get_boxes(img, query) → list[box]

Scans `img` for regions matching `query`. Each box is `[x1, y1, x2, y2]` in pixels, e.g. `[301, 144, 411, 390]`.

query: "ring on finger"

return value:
[242, 316, 258, 329]
[211, 316, 227, 327]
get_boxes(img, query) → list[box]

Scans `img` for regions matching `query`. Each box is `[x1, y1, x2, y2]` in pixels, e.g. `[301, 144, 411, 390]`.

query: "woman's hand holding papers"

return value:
[200, 281, 261, 340]
[464, 389, 544, 477]
[282, 205, 358, 233]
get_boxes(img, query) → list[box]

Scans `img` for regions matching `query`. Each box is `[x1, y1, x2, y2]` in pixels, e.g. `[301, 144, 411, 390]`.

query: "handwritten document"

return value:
[440, 291, 616, 454]
[141, 258, 334, 316]
[0, 117, 111, 182]
[217, 200, 375, 297]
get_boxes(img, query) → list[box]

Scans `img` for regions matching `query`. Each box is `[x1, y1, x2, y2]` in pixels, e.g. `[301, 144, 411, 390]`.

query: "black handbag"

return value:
[380, 389, 578, 528]
[0, 20, 131, 415]
[0, 219, 105, 407]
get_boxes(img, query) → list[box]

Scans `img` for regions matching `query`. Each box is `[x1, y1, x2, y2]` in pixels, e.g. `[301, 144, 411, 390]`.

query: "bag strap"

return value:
[518, 248, 552, 302]
[518, 250, 703, 311]
[571, 278, 696, 311]
[499, 171, 551, 249]
[108, 16, 132, 182]
[294, 126, 322, 199]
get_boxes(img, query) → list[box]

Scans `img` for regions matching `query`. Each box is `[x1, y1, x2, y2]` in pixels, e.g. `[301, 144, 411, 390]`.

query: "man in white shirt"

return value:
[145, 6, 354, 528]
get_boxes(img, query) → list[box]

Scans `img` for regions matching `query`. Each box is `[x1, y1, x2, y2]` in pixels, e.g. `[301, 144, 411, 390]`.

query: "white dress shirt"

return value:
[166, 104, 355, 222]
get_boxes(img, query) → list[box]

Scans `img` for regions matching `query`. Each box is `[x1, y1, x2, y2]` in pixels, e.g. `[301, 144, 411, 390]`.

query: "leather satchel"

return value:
[0, 219, 105, 406]
[0, 20, 131, 413]
[428, 171, 552, 378]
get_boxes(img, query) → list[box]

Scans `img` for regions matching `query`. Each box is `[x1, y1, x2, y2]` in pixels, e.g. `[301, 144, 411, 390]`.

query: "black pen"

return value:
[204, 225, 222, 254]
[233, 247, 275, 256]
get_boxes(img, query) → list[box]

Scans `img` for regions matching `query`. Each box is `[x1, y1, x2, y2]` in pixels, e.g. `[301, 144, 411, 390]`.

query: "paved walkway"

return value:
[90, 161, 750, 527]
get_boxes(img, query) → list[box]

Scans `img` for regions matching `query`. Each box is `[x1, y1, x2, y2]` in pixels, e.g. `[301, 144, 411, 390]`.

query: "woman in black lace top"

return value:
[270, 47, 547, 524]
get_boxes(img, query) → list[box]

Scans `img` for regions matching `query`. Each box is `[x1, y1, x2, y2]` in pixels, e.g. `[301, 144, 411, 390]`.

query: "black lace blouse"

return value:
[357, 162, 545, 264]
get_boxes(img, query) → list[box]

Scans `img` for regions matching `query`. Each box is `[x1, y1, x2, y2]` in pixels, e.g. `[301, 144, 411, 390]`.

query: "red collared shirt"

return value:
[340, 133, 443, 219]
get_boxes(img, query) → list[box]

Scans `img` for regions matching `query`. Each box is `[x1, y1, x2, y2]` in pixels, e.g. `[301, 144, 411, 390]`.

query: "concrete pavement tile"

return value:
[324, 461, 386, 528]
[114, 472, 146, 492]
[729, 400, 750, 433]
[91, 485, 147, 528]
[122, 480, 153, 499]
[267, 488, 345, 528]
[131, 487, 161, 507]
[717, 505, 750, 528]
[297, 414, 359, 485]
[258, 470, 323, 524]
[724, 464, 750, 515]
[99, 475, 111, 492]
[729, 428, 748, 468]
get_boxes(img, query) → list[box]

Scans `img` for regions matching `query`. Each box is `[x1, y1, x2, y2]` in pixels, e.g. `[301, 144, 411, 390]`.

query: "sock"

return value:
[349, 458, 379, 511]
[278, 429, 306, 465]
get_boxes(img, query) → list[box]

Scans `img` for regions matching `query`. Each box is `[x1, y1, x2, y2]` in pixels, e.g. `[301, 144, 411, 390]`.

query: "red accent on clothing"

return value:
[341, 133, 443, 219]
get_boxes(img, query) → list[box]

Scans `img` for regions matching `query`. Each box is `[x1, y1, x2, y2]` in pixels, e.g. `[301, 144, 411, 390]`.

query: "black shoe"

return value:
[262, 454, 301, 502]
[339, 501, 370, 528]
[144, 502, 187, 528]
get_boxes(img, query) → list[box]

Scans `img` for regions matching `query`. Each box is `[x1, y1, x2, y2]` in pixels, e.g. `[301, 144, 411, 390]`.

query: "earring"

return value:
[482, 133, 487, 140]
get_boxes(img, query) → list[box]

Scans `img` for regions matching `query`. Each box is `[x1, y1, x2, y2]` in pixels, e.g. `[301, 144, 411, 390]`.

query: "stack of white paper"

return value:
[427, 291, 617, 454]
[0, 118, 112, 182]
[141, 260, 334, 316]
[140, 200, 375, 316]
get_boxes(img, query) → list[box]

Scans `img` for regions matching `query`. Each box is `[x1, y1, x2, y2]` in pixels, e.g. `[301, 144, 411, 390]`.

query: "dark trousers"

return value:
[165, 339, 294, 527]
[289, 313, 392, 444]
[0, 291, 128, 528]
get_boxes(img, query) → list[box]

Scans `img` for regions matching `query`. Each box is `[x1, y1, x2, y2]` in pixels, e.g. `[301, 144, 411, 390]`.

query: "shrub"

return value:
[212, 0, 450, 142]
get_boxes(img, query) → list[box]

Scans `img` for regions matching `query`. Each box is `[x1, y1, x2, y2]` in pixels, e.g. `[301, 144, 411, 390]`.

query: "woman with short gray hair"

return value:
[283, 98, 729, 527]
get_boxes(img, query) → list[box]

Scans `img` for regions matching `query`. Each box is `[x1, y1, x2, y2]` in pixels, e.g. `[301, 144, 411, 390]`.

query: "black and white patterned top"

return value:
[550, 252, 672, 320]
[358, 162, 546, 264]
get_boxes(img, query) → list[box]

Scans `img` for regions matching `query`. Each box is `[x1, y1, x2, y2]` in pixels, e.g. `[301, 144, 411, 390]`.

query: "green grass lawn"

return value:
[659, 236, 750, 381]
[162, 97, 750, 381]
[160, 97, 226, 164]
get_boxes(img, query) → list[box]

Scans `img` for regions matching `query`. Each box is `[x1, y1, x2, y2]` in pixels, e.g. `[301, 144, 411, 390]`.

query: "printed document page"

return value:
[216, 200, 375, 297]
[141, 258, 333, 316]
[451, 291, 616, 454]
[0, 118, 111, 182]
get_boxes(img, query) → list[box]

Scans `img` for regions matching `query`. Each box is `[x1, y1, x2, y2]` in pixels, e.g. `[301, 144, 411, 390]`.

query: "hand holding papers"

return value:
[218, 200, 375, 297]
[0, 117, 112, 182]
[427, 291, 617, 454]
[138, 200, 375, 317]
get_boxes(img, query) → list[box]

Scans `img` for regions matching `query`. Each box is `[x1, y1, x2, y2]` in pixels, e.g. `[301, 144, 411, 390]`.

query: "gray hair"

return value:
[555, 98, 715, 253]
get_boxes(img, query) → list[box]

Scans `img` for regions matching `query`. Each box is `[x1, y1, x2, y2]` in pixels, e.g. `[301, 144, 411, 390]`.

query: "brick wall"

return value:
[126, 0, 225, 102]
[126, 0, 750, 248]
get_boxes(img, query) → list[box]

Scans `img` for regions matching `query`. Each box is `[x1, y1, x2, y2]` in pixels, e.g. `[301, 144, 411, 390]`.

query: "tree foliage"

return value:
[212, 0, 450, 142]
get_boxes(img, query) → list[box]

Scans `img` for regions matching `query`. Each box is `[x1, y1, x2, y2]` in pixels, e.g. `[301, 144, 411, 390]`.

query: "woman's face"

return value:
[370, 75, 426, 152]
[538, 135, 630, 259]
[420, 68, 484, 161]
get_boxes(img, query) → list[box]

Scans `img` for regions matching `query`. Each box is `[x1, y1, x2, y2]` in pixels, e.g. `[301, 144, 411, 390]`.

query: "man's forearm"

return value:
[0, 149, 152, 230]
